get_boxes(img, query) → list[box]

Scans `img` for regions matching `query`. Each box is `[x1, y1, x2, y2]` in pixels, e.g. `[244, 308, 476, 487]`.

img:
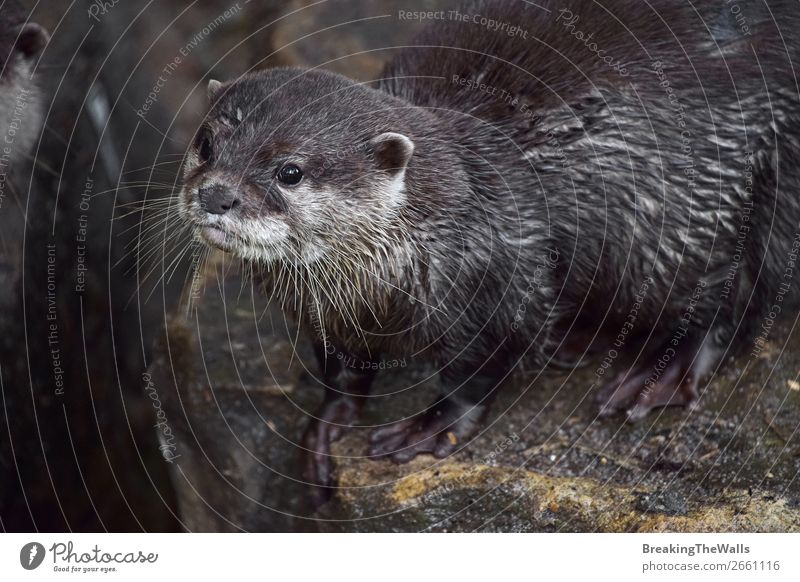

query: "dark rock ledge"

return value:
[147, 262, 799, 532]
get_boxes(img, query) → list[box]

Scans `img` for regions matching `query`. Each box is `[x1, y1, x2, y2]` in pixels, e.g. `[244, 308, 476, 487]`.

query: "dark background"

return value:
[0, 0, 311, 532]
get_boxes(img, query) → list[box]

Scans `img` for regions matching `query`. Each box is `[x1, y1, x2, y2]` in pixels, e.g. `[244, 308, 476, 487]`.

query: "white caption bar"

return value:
[1, 533, 797, 580]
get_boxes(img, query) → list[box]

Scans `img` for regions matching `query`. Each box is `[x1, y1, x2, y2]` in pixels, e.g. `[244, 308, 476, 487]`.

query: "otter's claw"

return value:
[301, 397, 359, 505]
[368, 400, 485, 463]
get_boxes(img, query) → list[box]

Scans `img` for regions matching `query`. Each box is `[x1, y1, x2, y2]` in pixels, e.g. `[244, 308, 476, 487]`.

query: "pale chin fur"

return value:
[178, 185, 324, 265]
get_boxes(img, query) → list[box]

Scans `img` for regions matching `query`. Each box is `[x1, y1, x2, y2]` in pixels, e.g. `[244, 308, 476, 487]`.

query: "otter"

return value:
[0, 0, 49, 168]
[0, 0, 49, 522]
[0, 0, 48, 268]
[177, 0, 800, 494]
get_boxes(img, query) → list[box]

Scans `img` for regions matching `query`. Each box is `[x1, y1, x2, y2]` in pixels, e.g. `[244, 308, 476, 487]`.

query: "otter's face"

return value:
[179, 71, 415, 265]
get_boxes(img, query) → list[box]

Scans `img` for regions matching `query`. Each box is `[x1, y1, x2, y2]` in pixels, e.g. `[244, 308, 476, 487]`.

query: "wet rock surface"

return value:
[151, 267, 800, 531]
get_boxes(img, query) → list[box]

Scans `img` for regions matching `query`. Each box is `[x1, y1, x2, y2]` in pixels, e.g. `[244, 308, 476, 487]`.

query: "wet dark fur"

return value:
[379, 0, 800, 366]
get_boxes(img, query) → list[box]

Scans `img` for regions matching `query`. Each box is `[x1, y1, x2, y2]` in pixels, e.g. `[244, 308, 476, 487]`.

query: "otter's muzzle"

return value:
[198, 183, 239, 215]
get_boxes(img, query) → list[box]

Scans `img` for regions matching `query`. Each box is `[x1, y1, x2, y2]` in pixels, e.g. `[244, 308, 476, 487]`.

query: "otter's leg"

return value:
[368, 364, 502, 463]
[596, 330, 720, 421]
[301, 342, 377, 498]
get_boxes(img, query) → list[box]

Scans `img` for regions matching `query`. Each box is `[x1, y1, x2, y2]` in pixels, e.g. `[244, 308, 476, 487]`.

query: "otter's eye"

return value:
[194, 127, 214, 164]
[277, 164, 303, 186]
[199, 136, 213, 163]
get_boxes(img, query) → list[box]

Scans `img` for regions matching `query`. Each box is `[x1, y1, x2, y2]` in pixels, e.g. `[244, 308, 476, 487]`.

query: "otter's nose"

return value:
[198, 184, 239, 215]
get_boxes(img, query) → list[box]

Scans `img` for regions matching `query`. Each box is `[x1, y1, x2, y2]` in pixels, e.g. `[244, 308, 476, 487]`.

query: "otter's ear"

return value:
[369, 132, 414, 176]
[207, 79, 223, 101]
[14, 23, 49, 61]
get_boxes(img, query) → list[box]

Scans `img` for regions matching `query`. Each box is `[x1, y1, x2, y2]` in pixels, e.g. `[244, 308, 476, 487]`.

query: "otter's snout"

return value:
[198, 184, 239, 215]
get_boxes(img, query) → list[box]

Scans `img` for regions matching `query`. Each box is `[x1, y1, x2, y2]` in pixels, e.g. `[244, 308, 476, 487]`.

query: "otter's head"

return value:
[179, 68, 416, 265]
[0, 1, 49, 165]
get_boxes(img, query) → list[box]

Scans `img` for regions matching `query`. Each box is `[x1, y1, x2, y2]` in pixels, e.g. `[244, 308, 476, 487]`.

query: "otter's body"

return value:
[179, 0, 800, 494]
[380, 0, 800, 364]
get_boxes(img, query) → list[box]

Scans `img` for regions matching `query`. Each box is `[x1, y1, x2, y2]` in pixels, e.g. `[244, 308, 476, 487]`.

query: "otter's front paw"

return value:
[368, 399, 486, 464]
[301, 397, 359, 505]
